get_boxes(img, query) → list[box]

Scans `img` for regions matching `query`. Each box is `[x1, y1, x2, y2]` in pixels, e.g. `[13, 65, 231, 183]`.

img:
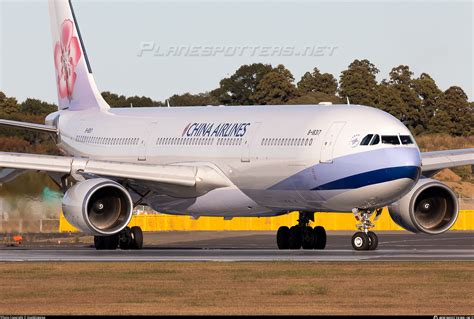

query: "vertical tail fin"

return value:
[49, 0, 109, 111]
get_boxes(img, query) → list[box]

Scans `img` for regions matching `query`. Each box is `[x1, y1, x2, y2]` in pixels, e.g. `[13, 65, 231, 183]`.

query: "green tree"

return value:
[412, 73, 442, 132]
[428, 109, 453, 135]
[0, 91, 20, 116]
[101, 91, 162, 107]
[253, 65, 298, 105]
[387, 65, 422, 128]
[435, 86, 473, 136]
[375, 83, 407, 120]
[19, 98, 57, 116]
[273, 64, 294, 82]
[126, 95, 160, 107]
[101, 91, 128, 107]
[297, 67, 338, 95]
[169, 92, 218, 106]
[287, 92, 343, 105]
[212, 63, 273, 105]
[339, 59, 379, 106]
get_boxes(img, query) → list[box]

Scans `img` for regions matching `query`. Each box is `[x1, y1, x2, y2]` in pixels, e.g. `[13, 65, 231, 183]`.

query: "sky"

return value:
[0, 0, 473, 104]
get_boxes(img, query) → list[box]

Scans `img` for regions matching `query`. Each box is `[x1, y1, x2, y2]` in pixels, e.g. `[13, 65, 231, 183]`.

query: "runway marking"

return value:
[379, 235, 474, 245]
[0, 248, 472, 262]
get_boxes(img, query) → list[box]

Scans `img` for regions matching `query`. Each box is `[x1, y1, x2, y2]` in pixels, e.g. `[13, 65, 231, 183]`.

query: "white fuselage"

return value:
[53, 104, 422, 217]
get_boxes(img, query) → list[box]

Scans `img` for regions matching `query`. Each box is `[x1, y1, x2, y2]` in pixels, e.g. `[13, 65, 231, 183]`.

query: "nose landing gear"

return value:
[351, 208, 381, 251]
[276, 212, 326, 250]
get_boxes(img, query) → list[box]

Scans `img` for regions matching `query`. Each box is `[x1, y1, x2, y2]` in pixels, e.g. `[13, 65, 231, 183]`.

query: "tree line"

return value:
[0, 59, 472, 154]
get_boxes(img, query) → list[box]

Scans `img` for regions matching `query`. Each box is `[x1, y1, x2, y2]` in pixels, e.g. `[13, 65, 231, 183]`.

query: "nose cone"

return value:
[391, 147, 421, 178]
[372, 147, 422, 205]
[320, 147, 423, 211]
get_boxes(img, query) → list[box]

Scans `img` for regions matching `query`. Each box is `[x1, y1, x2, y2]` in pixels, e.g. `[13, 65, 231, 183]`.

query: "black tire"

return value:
[94, 236, 105, 250]
[276, 226, 290, 249]
[95, 235, 118, 250]
[313, 226, 327, 249]
[130, 226, 144, 250]
[367, 231, 378, 250]
[289, 226, 302, 250]
[351, 232, 369, 251]
[106, 234, 119, 250]
[119, 227, 132, 250]
[301, 227, 315, 249]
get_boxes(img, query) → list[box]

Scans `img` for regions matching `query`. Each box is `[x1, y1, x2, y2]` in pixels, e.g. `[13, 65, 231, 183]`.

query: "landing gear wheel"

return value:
[289, 226, 302, 249]
[119, 227, 132, 250]
[107, 234, 119, 250]
[277, 226, 290, 249]
[313, 226, 327, 249]
[94, 236, 105, 250]
[367, 231, 378, 250]
[94, 235, 118, 250]
[301, 227, 315, 250]
[130, 226, 144, 250]
[351, 232, 369, 251]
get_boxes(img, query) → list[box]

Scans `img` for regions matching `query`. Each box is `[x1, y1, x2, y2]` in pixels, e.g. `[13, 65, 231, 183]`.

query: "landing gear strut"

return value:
[276, 212, 326, 250]
[94, 226, 143, 250]
[351, 208, 381, 251]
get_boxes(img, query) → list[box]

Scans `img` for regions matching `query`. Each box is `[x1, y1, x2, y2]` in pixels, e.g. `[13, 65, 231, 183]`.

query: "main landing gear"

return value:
[351, 208, 382, 251]
[276, 212, 326, 250]
[94, 226, 143, 250]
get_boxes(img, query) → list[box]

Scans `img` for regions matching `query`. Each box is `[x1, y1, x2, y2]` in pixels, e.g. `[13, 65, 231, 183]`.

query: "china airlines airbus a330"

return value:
[1, 0, 473, 251]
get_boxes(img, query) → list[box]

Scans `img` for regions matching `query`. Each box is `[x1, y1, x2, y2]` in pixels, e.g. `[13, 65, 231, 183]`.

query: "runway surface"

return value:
[1, 231, 473, 262]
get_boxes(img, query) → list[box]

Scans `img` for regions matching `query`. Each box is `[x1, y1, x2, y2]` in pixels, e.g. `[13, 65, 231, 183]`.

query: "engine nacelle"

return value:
[388, 178, 459, 234]
[62, 178, 133, 236]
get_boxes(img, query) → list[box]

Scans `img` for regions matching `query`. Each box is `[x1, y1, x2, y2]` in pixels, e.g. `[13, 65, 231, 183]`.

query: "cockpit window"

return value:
[360, 134, 373, 146]
[382, 135, 400, 145]
[400, 135, 414, 145]
[370, 134, 380, 145]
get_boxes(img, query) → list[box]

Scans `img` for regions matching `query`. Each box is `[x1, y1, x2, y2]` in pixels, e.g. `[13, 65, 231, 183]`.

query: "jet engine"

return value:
[62, 178, 133, 236]
[388, 178, 459, 234]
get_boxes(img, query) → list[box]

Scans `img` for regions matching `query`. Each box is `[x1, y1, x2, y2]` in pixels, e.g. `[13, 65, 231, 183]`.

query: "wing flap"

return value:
[0, 152, 197, 187]
[83, 160, 197, 187]
[0, 152, 72, 173]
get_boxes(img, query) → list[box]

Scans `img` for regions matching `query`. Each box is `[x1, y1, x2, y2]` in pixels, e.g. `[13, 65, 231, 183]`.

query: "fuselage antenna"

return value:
[346, 96, 351, 105]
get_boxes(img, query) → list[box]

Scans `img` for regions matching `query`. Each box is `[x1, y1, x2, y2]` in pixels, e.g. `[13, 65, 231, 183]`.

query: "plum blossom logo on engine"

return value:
[54, 19, 81, 100]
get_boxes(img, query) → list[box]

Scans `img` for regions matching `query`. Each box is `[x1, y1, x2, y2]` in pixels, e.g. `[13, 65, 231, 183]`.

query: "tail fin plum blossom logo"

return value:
[54, 19, 81, 100]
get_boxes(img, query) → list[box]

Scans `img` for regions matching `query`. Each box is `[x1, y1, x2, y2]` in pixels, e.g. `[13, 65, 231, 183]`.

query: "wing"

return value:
[0, 119, 57, 133]
[0, 152, 231, 196]
[421, 148, 474, 176]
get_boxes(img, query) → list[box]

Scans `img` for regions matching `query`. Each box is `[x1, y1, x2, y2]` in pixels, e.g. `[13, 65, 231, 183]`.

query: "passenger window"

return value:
[382, 135, 400, 145]
[400, 135, 414, 145]
[360, 134, 373, 146]
[370, 135, 380, 145]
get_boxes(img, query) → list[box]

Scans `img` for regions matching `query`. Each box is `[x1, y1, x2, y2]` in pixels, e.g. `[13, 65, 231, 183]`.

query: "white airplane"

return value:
[1, 0, 473, 251]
